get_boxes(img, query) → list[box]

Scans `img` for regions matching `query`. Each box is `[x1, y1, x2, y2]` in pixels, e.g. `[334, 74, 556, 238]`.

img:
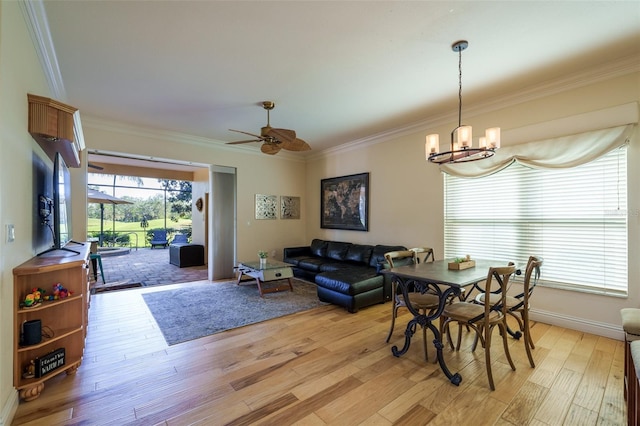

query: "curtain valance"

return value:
[440, 124, 635, 178]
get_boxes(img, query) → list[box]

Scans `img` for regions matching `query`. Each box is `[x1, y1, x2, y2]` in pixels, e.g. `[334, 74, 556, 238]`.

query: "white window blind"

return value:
[444, 146, 628, 296]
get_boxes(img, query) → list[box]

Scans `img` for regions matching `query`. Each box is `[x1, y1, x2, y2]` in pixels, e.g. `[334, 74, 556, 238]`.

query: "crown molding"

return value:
[310, 54, 640, 161]
[19, 0, 65, 100]
[81, 116, 307, 163]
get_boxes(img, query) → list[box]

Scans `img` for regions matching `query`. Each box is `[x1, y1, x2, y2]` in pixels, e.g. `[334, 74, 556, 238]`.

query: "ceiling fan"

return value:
[227, 101, 311, 155]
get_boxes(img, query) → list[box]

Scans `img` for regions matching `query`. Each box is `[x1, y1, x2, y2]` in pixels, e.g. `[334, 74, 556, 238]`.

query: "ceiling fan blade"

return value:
[265, 127, 296, 143]
[226, 139, 262, 145]
[229, 128, 263, 139]
[261, 143, 281, 155]
[281, 138, 312, 151]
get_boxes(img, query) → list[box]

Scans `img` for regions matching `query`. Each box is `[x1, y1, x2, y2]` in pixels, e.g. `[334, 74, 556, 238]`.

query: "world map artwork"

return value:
[321, 173, 368, 231]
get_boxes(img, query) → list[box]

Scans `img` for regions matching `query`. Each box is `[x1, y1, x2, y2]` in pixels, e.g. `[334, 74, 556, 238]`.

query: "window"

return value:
[444, 146, 628, 296]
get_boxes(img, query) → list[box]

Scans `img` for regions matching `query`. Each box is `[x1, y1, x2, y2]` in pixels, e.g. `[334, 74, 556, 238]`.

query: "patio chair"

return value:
[150, 230, 169, 249]
[171, 234, 188, 245]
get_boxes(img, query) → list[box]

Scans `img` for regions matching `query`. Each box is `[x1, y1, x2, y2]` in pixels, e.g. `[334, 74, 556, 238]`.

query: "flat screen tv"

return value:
[38, 152, 79, 255]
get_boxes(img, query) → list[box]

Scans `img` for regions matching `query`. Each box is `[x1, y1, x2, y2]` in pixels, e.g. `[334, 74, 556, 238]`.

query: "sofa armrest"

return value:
[375, 259, 389, 274]
[284, 246, 312, 258]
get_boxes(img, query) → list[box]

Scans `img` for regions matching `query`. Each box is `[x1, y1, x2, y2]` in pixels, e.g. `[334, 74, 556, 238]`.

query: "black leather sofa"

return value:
[283, 239, 406, 313]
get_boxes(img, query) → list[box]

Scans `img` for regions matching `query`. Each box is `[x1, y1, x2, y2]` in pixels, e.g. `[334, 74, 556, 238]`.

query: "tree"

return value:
[159, 180, 192, 220]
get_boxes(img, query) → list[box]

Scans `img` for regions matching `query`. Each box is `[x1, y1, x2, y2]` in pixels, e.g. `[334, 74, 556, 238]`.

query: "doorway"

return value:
[86, 151, 237, 284]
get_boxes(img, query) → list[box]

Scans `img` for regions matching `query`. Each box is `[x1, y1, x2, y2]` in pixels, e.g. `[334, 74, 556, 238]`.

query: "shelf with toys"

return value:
[13, 243, 90, 402]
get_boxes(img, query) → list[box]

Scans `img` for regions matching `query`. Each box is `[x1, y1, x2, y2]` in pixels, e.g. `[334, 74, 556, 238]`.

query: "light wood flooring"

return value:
[12, 280, 626, 425]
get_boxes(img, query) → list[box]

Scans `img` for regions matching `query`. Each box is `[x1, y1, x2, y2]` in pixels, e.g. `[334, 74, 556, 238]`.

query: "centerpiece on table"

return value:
[258, 250, 268, 266]
[448, 254, 475, 270]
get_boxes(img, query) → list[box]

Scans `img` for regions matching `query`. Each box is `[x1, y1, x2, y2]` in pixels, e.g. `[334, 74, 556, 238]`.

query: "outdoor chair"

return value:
[150, 230, 169, 249]
[172, 234, 188, 244]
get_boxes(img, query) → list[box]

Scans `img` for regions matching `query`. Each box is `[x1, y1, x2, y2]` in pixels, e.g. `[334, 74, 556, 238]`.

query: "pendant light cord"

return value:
[458, 47, 463, 128]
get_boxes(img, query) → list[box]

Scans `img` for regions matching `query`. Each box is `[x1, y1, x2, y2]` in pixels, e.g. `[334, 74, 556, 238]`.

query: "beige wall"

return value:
[0, 2, 56, 421]
[306, 72, 640, 337]
[191, 168, 209, 248]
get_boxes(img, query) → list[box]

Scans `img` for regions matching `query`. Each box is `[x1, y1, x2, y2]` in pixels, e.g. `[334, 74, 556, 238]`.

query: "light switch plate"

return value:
[7, 224, 15, 242]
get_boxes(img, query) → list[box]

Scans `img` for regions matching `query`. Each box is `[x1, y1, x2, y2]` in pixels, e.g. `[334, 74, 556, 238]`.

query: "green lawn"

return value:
[87, 218, 192, 248]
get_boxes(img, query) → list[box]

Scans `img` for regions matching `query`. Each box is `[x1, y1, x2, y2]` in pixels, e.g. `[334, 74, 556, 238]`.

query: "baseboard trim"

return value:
[530, 308, 624, 341]
[0, 390, 18, 426]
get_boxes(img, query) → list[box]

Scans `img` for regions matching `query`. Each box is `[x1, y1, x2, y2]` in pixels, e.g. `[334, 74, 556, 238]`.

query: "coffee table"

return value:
[236, 259, 294, 297]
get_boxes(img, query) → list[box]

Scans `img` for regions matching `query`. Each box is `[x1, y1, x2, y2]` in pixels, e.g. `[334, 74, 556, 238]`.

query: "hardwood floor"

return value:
[12, 280, 625, 425]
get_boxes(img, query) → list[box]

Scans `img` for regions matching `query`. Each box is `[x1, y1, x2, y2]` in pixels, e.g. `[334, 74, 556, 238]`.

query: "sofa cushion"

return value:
[283, 256, 316, 267]
[319, 262, 352, 273]
[345, 244, 373, 265]
[326, 241, 352, 261]
[297, 257, 328, 272]
[310, 239, 329, 257]
[369, 244, 407, 269]
[316, 269, 383, 296]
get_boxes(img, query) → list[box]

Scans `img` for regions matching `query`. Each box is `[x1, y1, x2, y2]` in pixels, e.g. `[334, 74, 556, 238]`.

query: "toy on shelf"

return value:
[22, 288, 46, 308]
[49, 283, 72, 300]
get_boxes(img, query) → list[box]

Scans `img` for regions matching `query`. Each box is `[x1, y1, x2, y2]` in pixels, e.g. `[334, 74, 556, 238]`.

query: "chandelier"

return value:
[426, 40, 500, 164]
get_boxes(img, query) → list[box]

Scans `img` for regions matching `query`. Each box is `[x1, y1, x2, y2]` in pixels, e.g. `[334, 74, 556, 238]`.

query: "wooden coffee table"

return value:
[236, 259, 294, 297]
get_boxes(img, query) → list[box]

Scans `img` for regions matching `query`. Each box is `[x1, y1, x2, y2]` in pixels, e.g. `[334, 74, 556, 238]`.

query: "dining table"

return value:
[382, 258, 517, 386]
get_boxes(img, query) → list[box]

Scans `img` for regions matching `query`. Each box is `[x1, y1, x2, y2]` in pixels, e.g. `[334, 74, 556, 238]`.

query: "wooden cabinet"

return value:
[27, 94, 81, 168]
[13, 243, 90, 401]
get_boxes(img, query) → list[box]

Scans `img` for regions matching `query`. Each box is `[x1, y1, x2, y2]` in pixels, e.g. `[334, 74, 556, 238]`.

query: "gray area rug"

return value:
[142, 278, 327, 345]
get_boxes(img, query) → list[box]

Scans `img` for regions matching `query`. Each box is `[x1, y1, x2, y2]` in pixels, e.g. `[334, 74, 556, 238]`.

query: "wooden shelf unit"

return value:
[13, 243, 90, 401]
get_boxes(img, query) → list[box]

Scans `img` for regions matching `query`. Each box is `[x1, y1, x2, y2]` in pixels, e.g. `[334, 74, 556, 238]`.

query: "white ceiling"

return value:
[42, 1, 640, 156]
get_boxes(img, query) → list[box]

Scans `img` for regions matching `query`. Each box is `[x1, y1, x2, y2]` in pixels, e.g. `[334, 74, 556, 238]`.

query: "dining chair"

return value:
[384, 250, 440, 361]
[440, 264, 517, 390]
[473, 256, 543, 367]
[409, 247, 465, 303]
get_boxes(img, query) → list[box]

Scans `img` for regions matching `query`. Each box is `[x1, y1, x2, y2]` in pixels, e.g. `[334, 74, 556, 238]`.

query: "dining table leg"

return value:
[390, 278, 463, 386]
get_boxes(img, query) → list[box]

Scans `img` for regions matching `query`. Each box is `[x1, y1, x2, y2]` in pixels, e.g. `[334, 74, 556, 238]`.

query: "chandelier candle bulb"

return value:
[456, 126, 472, 148]
[479, 136, 487, 149]
[486, 127, 501, 149]
[426, 134, 439, 155]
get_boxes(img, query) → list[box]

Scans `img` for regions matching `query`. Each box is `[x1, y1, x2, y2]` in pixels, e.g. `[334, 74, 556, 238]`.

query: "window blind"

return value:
[444, 146, 628, 296]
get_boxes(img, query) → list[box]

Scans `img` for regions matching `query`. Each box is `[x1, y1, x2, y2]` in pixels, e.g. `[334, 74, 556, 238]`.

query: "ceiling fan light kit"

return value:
[426, 40, 500, 165]
[227, 101, 311, 155]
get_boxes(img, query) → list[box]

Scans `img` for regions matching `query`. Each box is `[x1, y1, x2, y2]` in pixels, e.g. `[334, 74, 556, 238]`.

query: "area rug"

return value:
[142, 278, 327, 345]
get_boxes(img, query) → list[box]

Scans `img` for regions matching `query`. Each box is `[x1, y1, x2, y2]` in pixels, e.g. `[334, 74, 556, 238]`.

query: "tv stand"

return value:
[13, 244, 90, 401]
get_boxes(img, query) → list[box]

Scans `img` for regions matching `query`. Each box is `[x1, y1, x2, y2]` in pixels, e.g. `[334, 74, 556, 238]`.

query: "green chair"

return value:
[90, 253, 105, 284]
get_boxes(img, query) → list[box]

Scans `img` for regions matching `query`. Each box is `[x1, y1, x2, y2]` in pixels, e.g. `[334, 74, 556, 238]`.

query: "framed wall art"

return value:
[320, 172, 369, 231]
[255, 194, 277, 219]
[281, 196, 301, 219]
